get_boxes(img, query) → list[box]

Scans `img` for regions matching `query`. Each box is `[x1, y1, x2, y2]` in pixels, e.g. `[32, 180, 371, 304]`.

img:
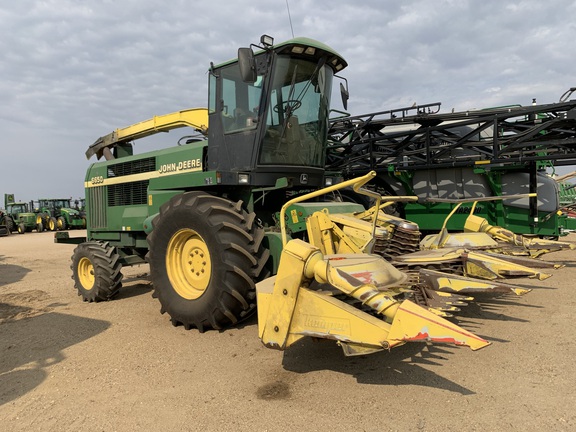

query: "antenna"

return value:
[286, 0, 295, 38]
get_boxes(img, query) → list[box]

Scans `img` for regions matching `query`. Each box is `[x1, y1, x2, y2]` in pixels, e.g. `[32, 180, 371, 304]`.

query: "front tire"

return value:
[147, 192, 269, 331]
[57, 216, 67, 230]
[17, 223, 26, 234]
[48, 217, 57, 231]
[71, 241, 123, 302]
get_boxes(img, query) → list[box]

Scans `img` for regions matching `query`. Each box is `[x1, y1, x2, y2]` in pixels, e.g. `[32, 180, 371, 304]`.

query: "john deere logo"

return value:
[300, 174, 308, 184]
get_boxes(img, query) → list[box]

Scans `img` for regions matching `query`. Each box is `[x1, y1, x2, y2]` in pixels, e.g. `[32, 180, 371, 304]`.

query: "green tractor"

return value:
[0, 209, 10, 236]
[36, 198, 86, 231]
[57, 35, 361, 330]
[74, 198, 86, 215]
[3, 194, 40, 234]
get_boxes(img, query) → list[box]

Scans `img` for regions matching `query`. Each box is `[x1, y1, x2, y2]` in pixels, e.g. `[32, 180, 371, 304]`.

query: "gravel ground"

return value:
[1, 230, 575, 431]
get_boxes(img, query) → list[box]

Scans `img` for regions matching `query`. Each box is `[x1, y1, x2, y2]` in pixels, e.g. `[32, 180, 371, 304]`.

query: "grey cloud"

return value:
[1, 0, 575, 200]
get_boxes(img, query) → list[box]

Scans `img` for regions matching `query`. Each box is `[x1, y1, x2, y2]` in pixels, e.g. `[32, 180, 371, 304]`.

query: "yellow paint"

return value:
[290, 209, 299, 224]
[257, 238, 490, 356]
[84, 164, 203, 189]
[166, 228, 212, 300]
[77, 257, 95, 291]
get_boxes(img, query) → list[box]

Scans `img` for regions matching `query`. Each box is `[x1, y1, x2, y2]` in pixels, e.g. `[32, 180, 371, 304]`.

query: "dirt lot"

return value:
[1, 230, 576, 431]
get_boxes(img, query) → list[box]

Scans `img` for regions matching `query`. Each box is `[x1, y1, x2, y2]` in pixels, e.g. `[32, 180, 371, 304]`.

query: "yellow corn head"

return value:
[256, 171, 572, 356]
[257, 238, 490, 356]
[421, 199, 575, 258]
[257, 172, 504, 355]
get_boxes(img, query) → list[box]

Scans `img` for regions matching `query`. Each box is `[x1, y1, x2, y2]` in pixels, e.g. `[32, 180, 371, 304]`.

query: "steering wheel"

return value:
[273, 99, 302, 113]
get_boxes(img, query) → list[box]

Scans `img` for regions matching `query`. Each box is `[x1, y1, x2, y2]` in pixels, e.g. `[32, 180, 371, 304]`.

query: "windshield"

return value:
[259, 56, 333, 166]
[40, 200, 70, 209]
[9, 204, 28, 213]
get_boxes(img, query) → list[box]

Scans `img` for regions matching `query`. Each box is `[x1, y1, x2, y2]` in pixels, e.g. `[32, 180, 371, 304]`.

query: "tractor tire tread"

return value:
[71, 241, 123, 302]
[147, 192, 268, 331]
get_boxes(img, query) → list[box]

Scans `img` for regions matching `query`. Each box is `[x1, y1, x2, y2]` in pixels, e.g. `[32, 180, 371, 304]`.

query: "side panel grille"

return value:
[107, 180, 149, 207]
[107, 157, 155, 177]
[88, 186, 107, 228]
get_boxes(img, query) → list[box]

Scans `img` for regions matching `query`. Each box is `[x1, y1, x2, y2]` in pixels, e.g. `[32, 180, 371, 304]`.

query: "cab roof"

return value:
[213, 36, 347, 73]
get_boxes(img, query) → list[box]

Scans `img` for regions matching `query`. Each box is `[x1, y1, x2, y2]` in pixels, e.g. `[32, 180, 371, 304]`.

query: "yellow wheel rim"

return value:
[57, 219, 63, 229]
[36, 215, 42, 224]
[78, 257, 95, 290]
[166, 228, 212, 300]
[49, 219, 55, 230]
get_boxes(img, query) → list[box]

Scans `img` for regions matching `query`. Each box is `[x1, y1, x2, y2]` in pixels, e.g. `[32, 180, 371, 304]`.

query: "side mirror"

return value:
[238, 47, 257, 83]
[340, 82, 349, 111]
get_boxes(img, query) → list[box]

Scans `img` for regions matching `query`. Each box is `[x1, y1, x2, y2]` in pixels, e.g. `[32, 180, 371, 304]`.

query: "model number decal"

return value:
[90, 176, 104, 185]
[85, 159, 203, 189]
[159, 159, 202, 174]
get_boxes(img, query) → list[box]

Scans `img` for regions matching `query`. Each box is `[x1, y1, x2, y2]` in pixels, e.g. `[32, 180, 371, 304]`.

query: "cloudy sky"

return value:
[1, 0, 576, 203]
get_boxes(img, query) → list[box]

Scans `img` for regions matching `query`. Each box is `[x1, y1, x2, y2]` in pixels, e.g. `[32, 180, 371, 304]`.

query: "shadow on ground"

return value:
[280, 339, 477, 394]
[114, 273, 153, 300]
[0, 309, 110, 406]
[0, 260, 31, 288]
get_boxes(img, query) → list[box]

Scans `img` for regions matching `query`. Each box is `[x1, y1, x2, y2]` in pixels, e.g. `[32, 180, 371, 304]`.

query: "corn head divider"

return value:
[293, 187, 562, 286]
[420, 196, 576, 258]
[257, 171, 491, 355]
[390, 194, 570, 284]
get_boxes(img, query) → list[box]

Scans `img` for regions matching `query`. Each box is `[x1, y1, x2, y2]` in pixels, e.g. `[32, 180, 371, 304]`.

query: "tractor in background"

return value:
[36, 198, 86, 231]
[2, 194, 40, 234]
[0, 210, 9, 236]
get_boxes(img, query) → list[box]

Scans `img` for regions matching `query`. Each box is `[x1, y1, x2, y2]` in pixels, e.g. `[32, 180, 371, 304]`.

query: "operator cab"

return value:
[7, 203, 29, 213]
[206, 35, 347, 188]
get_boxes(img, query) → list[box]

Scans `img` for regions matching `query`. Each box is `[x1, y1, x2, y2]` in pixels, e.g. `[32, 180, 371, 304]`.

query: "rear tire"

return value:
[58, 216, 67, 230]
[48, 217, 57, 231]
[71, 241, 123, 302]
[372, 176, 406, 218]
[337, 187, 374, 209]
[5, 216, 15, 233]
[147, 192, 269, 331]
